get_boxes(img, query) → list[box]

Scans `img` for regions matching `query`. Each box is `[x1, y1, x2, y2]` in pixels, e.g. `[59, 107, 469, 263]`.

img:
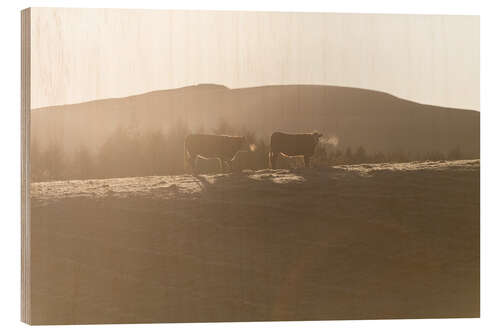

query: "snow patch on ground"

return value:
[31, 159, 479, 203]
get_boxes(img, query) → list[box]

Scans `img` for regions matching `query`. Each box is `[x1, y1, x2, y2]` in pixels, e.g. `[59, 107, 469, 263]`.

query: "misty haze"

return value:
[30, 84, 479, 181]
[29, 83, 479, 324]
[26, 8, 479, 326]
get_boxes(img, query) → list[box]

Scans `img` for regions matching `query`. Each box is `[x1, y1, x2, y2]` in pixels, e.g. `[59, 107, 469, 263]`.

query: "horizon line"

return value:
[31, 83, 480, 112]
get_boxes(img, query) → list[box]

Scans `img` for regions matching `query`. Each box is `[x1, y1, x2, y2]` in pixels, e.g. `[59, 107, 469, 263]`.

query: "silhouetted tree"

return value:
[387, 150, 410, 163]
[30, 139, 44, 182]
[344, 147, 353, 164]
[424, 150, 446, 162]
[372, 152, 386, 163]
[196, 123, 206, 134]
[354, 146, 367, 164]
[43, 142, 66, 180]
[214, 118, 233, 135]
[97, 127, 140, 178]
[330, 149, 343, 165]
[448, 146, 463, 161]
[72, 145, 95, 180]
[143, 130, 169, 175]
[314, 144, 328, 166]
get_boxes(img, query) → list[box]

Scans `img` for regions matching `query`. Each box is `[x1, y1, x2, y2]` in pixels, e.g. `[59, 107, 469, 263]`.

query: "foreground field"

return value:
[30, 160, 480, 324]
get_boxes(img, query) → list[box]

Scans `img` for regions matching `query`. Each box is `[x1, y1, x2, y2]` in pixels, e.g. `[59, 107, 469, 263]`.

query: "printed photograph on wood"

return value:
[25, 8, 479, 324]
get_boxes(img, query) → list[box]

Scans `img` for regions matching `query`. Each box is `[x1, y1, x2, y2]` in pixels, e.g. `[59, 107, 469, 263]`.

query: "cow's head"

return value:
[312, 132, 323, 145]
[240, 137, 256, 152]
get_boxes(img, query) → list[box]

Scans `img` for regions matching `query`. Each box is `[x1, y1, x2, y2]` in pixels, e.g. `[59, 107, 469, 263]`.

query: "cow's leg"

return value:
[225, 159, 233, 173]
[218, 158, 225, 173]
[269, 152, 277, 169]
[185, 154, 196, 174]
[221, 159, 230, 173]
[304, 155, 311, 168]
[184, 145, 191, 174]
[192, 156, 199, 175]
[232, 158, 241, 172]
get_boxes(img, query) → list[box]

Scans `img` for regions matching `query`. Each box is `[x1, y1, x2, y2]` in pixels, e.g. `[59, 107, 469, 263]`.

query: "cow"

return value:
[184, 134, 251, 174]
[275, 152, 306, 169]
[269, 132, 322, 169]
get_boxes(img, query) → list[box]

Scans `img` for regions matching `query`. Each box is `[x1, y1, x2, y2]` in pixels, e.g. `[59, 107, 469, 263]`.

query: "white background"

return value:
[0, 0, 498, 332]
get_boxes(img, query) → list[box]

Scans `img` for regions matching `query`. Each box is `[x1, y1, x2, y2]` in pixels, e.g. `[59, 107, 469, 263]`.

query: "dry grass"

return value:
[29, 160, 479, 324]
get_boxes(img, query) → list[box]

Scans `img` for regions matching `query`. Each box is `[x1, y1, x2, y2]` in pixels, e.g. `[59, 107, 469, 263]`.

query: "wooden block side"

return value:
[21, 7, 31, 325]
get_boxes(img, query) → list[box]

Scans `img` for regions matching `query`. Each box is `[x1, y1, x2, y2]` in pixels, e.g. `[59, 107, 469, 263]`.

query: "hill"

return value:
[31, 84, 480, 157]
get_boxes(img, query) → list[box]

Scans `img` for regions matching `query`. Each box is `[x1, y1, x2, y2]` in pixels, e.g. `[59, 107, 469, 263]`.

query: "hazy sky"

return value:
[31, 8, 479, 110]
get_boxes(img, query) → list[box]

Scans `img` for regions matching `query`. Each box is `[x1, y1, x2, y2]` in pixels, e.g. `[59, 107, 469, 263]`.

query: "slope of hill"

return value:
[31, 84, 480, 157]
[29, 160, 479, 324]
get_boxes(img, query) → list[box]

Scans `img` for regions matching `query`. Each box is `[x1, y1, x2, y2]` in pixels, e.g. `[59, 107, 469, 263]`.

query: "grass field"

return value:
[29, 160, 480, 324]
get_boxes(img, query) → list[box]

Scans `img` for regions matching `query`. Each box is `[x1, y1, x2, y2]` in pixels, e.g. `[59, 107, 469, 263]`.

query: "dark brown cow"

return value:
[184, 134, 250, 174]
[269, 132, 322, 169]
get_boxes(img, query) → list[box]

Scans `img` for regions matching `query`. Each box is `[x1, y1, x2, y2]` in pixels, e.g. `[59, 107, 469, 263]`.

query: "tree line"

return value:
[30, 120, 471, 182]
